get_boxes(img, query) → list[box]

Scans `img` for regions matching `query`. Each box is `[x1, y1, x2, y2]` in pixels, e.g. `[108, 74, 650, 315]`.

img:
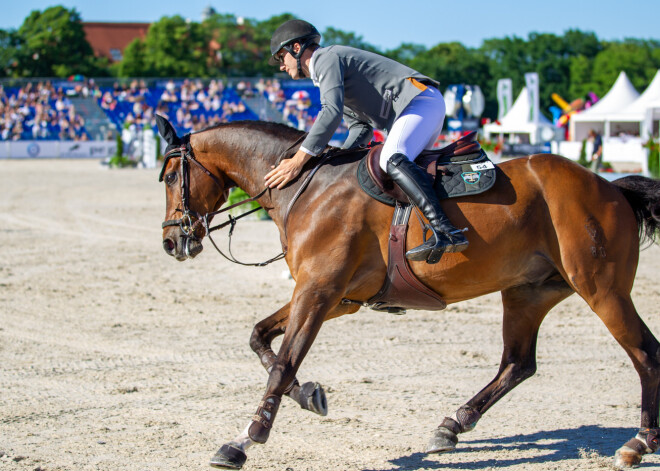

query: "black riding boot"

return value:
[386, 153, 468, 264]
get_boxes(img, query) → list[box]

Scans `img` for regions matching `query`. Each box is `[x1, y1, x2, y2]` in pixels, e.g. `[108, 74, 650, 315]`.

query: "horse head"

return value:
[156, 114, 230, 261]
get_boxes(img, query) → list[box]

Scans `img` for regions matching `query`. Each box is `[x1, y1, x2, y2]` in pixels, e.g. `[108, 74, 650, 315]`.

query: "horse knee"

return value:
[249, 326, 264, 354]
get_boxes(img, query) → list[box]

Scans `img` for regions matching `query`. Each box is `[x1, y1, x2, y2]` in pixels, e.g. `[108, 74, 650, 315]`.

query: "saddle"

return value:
[345, 132, 497, 314]
[357, 131, 495, 205]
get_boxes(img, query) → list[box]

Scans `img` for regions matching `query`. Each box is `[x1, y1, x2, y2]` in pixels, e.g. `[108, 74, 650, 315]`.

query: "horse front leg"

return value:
[249, 303, 328, 416]
[210, 279, 341, 469]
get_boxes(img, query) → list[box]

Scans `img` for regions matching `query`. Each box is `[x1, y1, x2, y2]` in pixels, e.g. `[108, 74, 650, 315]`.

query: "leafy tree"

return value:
[118, 38, 149, 77]
[321, 27, 380, 53]
[590, 40, 660, 96]
[385, 43, 427, 65]
[127, 15, 209, 78]
[407, 42, 493, 115]
[15, 6, 100, 77]
[0, 29, 23, 77]
[563, 29, 602, 58]
[479, 30, 608, 119]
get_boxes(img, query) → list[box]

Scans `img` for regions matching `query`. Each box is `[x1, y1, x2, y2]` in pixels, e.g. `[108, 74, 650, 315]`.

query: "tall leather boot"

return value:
[386, 153, 468, 264]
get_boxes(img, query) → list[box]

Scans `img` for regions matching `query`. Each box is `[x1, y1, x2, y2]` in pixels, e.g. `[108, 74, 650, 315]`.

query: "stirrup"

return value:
[406, 228, 468, 264]
[443, 229, 469, 254]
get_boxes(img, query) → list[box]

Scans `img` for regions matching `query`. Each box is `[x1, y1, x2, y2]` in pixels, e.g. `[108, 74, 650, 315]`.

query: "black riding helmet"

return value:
[268, 19, 321, 76]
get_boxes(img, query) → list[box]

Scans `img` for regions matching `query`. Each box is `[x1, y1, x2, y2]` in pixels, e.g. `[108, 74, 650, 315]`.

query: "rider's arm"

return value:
[299, 51, 345, 155]
[342, 112, 373, 149]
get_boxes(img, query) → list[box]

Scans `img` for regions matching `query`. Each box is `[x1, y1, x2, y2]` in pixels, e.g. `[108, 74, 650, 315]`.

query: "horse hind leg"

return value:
[588, 294, 660, 468]
[428, 278, 573, 454]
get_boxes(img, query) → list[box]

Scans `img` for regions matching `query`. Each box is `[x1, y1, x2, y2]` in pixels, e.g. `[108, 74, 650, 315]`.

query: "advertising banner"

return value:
[525, 72, 540, 125]
[496, 79, 513, 120]
[0, 141, 116, 159]
[0, 141, 9, 159]
[59, 141, 117, 158]
[9, 141, 54, 158]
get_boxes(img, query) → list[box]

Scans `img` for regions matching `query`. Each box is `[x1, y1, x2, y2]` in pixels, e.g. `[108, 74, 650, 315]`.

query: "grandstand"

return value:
[0, 77, 351, 159]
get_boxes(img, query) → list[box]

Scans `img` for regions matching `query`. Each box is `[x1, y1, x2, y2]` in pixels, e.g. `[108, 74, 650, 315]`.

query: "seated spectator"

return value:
[160, 88, 178, 103]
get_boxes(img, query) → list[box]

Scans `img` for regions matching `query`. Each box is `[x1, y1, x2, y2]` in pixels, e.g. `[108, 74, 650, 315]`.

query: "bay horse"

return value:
[156, 114, 660, 469]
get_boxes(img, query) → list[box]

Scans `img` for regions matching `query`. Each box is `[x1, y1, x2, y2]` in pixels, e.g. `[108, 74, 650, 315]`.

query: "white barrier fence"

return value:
[0, 130, 160, 168]
[0, 140, 117, 159]
[551, 137, 648, 173]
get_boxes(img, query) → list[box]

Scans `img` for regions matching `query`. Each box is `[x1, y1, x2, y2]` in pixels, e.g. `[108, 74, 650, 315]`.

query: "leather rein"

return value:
[159, 133, 329, 267]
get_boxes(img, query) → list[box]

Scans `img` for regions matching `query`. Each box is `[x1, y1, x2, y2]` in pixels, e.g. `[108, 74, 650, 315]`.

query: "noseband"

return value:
[159, 144, 284, 266]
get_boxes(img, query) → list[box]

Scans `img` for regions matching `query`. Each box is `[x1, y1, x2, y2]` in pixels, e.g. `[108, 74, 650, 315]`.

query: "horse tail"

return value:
[612, 175, 660, 246]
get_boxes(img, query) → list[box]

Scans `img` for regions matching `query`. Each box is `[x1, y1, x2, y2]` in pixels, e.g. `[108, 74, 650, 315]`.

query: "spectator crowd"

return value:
[0, 77, 351, 143]
[0, 81, 92, 141]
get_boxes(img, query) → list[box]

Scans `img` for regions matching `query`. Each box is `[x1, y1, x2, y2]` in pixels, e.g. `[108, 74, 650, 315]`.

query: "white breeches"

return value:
[380, 86, 446, 171]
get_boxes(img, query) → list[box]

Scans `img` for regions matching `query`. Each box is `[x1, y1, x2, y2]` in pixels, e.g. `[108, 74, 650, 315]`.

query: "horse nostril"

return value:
[163, 238, 176, 255]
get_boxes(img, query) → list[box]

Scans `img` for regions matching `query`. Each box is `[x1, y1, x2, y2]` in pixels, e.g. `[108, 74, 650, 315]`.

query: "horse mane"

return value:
[191, 120, 305, 143]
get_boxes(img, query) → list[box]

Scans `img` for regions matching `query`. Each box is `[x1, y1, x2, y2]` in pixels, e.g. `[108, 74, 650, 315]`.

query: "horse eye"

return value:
[165, 172, 177, 185]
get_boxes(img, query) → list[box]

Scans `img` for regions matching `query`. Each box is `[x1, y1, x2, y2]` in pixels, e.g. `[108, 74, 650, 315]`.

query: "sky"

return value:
[2, 0, 659, 50]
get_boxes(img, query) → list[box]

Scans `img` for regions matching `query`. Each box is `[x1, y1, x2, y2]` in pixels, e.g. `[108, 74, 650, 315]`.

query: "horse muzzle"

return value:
[162, 232, 204, 260]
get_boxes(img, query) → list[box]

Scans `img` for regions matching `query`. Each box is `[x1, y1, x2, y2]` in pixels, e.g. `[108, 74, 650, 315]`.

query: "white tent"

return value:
[605, 69, 660, 138]
[483, 86, 558, 144]
[570, 71, 640, 141]
[643, 98, 660, 139]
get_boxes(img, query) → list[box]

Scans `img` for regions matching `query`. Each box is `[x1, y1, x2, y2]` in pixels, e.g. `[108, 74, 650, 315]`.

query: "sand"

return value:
[2, 159, 660, 471]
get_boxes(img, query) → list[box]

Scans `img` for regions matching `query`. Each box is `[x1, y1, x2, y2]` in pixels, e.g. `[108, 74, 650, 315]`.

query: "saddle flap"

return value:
[366, 145, 407, 202]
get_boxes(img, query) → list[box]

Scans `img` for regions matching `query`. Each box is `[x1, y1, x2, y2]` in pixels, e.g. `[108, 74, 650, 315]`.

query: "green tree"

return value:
[385, 43, 427, 65]
[590, 40, 660, 96]
[121, 15, 209, 78]
[15, 6, 100, 77]
[479, 30, 609, 120]
[321, 26, 380, 53]
[568, 54, 595, 99]
[118, 38, 149, 77]
[407, 42, 493, 115]
[0, 29, 22, 77]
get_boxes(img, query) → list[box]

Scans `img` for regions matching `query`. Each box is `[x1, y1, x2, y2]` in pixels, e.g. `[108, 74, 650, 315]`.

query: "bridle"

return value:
[159, 144, 285, 266]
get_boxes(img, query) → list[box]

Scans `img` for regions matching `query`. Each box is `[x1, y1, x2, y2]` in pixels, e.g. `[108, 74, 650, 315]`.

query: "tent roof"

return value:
[484, 86, 552, 133]
[573, 71, 639, 122]
[607, 69, 660, 121]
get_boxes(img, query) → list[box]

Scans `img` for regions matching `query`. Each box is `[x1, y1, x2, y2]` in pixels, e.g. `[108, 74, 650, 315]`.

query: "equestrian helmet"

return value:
[268, 19, 321, 65]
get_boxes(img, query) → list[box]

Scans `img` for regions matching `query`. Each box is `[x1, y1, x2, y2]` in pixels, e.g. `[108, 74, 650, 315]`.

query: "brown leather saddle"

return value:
[343, 132, 492, 314]
[365, 131, 482, 203]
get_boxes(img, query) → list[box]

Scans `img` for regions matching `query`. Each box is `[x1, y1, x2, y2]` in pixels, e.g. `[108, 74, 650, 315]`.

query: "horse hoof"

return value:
[614, 446, 642, 468]
[300, 382, 328, 416]
[426, 426, 458, 454]
[209, 444, 247, 469]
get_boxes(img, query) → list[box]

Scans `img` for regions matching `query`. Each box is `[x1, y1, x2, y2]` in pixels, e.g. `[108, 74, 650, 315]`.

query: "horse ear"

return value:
[155, 114, 181, 146]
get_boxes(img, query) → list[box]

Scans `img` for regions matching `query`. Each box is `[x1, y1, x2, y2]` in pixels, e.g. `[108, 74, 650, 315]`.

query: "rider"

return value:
[264, 19, 468, 263]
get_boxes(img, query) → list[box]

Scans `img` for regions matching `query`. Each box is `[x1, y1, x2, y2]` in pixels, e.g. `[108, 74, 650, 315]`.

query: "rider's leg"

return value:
[380, 87, 468, 262]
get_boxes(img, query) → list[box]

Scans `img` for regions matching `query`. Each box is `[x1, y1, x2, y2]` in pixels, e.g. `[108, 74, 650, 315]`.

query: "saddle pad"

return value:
[357, 149, 497, 206]
[434, 149, 497, 199]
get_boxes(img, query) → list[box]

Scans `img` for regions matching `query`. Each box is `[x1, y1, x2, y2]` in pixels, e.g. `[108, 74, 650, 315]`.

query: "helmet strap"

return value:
[283, 37, 316, 77]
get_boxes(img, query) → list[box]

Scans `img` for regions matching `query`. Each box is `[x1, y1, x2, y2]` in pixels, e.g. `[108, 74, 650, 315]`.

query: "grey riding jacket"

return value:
[301, 45, 439, 156]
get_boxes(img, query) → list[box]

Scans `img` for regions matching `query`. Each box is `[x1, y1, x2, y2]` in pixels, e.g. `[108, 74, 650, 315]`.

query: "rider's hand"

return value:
[264, 149, 313, 189]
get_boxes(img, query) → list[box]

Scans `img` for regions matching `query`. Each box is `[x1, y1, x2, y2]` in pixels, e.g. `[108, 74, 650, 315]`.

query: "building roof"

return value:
[83, 22, 150, 62]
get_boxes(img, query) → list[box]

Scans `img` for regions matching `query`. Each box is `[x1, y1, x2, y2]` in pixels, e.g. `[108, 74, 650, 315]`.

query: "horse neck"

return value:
[191, 122, 302, 205]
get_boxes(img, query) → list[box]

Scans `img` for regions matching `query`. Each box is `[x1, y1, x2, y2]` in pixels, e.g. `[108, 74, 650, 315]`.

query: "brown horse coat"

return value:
[157, 117, 660, 469]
